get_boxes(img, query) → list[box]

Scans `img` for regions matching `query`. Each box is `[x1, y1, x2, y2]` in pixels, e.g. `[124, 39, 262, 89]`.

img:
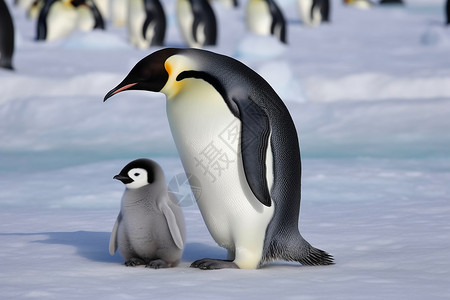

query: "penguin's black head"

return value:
[113, 158, 157, 188]
[104, 48, 181, 101]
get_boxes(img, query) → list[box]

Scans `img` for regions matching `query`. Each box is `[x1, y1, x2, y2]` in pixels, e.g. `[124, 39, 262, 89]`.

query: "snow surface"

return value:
[1, 0, 450, 299]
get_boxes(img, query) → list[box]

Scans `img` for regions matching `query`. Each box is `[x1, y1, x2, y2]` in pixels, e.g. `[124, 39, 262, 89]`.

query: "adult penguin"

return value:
[297, 0, 330, 26]
[104, 48, 334, 270]
[36, 0, 79, 41]
[446, 0, 449, 25]
[72, 0, 105, 31]
[343, 0, 373, 9]
[0, 0, 14, 70]
[246, 0, 287, 43]
[128, 0, 166, 49]
[215, 0, 238, 8]
[379, 0, 403, 4]
[176, 0, 217, 48]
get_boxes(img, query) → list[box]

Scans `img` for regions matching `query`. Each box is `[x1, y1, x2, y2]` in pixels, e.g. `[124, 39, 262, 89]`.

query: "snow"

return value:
[1, 0, 450, 299]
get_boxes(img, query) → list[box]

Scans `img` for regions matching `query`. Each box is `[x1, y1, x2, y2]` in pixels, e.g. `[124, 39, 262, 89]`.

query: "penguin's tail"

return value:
[296, 244, 334, 266]
[264, 233, 334, 266]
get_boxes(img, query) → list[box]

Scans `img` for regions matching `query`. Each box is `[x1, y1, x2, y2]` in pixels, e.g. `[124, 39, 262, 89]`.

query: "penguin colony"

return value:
[6, 0, 439, 53]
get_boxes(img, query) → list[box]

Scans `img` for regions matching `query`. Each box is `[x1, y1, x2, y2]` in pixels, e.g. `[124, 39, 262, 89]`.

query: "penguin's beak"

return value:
[113, 174, 133, 184]
[104, 83, 138, 102]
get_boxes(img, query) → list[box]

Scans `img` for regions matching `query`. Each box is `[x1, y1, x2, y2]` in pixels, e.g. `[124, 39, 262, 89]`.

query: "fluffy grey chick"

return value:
[109, 158, 185, 268]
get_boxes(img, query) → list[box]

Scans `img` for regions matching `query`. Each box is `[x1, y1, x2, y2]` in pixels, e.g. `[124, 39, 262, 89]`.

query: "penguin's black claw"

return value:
[190, 258, 239, 270]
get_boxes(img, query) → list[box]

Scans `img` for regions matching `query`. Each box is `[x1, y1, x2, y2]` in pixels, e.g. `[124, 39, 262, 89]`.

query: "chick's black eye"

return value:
[134, 173, 140, 177]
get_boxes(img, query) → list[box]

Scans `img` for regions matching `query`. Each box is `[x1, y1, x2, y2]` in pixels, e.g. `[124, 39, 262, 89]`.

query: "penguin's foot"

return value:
[124, 258, 145, 267]
[146, 259, 170, 269]
[190, 258, 239, 270]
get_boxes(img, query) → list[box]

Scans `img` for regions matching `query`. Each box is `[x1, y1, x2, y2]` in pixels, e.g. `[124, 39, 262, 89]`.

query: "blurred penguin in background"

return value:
[1, 0, 15, 70]
[246, 0, 287, 43]
[176, 0, 217, 48]
[343, 0, 373, 9]
[297, 0, 330, 27]
[112, 0, 127, 27]
[379, 0, 403, 5]
[92, 0, 108, 20]
[36, 0, 104, 41]
[214, 0, 238, 8]
[36, 0, 78, 41]
[72, 0, 105, 31]
[15, 0, 35, 10]
[446, 0, 450, 25]
[27, 0, 45, 19]
[128, 0, 166, 49]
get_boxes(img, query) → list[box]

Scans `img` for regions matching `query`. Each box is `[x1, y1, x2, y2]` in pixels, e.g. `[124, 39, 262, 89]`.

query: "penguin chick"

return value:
[109, 158, 185, 268]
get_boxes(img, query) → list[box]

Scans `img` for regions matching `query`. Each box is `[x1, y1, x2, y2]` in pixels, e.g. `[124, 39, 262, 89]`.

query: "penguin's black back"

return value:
[0, 0, 14, 69]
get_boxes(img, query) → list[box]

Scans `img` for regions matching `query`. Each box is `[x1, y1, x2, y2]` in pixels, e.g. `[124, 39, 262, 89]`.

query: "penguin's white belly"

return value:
[46, 3, 78, 41]
[246, 2, 272, 36]
[77, 6, 95, 32]
[166, 78, 275, 265]
[112, 0, 127, 27]
[128, 0, 148, 49]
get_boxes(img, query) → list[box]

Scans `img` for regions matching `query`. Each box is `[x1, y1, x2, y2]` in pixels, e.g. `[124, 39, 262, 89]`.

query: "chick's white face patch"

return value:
[125, 168, 149, 189]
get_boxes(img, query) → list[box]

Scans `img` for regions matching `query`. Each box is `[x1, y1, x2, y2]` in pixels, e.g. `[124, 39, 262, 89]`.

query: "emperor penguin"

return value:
[36, 0, 79, 41]
[214, 0, 238, 8]
[297, 0, 330, 27]
[447, 0, 450, 25]
[104, 48, 334, 270]
[127, 0, 166, 49]
[27, 0, 44, 20]
[343, 0, 373, 9]
[109, 158, 185, 268]
[379, 0, 403, 4]
[92, 0, 108, 20]
[72, 0, 105, 32]
[246, 0, 287, 43]
[176, 0, 217, 48]
[15, 0, 35, 10]
[0, 0, 14, 70]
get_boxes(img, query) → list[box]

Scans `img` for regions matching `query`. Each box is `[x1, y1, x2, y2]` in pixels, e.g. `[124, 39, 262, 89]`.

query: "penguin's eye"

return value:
[134, 173, 140, 177]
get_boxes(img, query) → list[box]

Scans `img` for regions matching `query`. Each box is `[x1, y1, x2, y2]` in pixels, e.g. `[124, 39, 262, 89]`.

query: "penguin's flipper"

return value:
[161, 203, 184, 249]
[191, 14, 201, 43]
[90, 0, 105, 30]
[232, 97, 271, 207]
[109, 215, 120, 255]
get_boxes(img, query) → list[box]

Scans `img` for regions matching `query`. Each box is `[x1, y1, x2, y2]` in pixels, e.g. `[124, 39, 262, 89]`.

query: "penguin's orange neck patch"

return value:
[162, 60, 184, 99]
